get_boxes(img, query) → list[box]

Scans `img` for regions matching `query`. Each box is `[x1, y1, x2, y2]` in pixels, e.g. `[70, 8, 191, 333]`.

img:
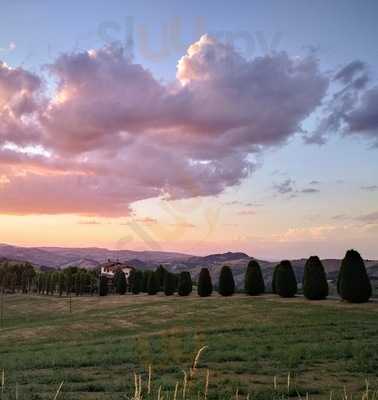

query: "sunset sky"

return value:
[0, 0, 377, 259]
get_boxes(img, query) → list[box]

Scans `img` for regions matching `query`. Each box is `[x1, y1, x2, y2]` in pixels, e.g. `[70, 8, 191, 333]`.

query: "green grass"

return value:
[1, 293, 378, 399]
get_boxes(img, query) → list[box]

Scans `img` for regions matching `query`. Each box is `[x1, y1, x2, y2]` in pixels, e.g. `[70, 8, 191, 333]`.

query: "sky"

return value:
[0, 0, 377, 259]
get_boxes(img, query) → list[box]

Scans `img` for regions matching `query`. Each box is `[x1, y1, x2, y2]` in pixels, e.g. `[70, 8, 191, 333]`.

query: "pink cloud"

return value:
[0, 35, 330, 216]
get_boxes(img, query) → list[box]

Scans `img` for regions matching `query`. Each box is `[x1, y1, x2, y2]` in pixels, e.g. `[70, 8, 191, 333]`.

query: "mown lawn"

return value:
[0, 293, 378, 399]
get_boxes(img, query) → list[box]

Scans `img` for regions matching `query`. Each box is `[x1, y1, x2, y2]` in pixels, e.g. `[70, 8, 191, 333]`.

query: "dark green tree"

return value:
[128, 268, 136, 292]
[74, 273, 80, 296]
[164, 272, 177, 296]
[65, 272, 73, 296]
[58, 272, 65, 296]
[89, 273, 97, 295]
[142, 271, 152, 293]
[155, 265, 167, 290]
[132, 270, 143, 294]
[147, 271, 159, 295]
[197, 268, 213, 297]
[244, 260, 265, 295]
[275, 260, 297, 298]
[303, 256, 328, 300]
[99, 275, 108, 296]
[337, 249, 372, 303]
[178, 271, 192, 296]
[114, 269, 127, 295]
[218, 266, 235, 296]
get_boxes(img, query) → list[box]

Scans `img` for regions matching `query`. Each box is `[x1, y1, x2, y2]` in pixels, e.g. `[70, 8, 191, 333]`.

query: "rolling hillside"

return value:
[0, 243, 377, 289]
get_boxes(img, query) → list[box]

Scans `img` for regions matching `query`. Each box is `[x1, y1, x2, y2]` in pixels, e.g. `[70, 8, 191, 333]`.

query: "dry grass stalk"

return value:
[52, 381, 64, 400]
[133, 373, 142, 400]
[148, 365, 152, 395]
[190, 346, 208, 379]
[173, 381, 179, 400]
[1, 369, 4, 396]
[158, 385, 162, 400]
[363, 379, 369, 400]
[204, 369, 209, 400]
[182, 370, 188, 400]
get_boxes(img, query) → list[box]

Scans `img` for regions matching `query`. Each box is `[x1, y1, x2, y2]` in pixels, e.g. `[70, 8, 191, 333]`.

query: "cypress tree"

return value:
[128, 269, 136, 293]
[114, 269, 127, 295]
[218, 265, 235, 296]
[303, 256, 328, 300]
[338, 249, 372, 303]
[178, 271, 192, 296]
[275, 260, 297, 298]
[164, 272, 177, 296]
[58, 272, 65, 296]
[155, 265, 167, 290]
[142, 271, 152, 292]
[132, 270, 143, 294]
[99, 275, 108, 296]
[147, 271, 159, 295]
[197, 268, 213, 297]
[74, 273, 80, 296]
[244, 260, 265, 295]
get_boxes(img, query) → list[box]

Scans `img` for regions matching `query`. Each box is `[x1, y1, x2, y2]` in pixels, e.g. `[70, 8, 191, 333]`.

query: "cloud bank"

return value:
[0, 35, 375, 216]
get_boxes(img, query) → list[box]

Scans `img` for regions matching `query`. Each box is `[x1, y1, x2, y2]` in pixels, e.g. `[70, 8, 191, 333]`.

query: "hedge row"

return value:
[100, 249, 373, 304]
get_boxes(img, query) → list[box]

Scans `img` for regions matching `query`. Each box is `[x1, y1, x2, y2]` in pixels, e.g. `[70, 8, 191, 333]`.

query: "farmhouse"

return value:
[100, 260, 135, 285]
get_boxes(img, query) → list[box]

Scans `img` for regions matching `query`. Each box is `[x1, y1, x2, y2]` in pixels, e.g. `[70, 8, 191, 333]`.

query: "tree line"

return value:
[100, 249, 373, 303]
[0, 264, 98, 296]
[0, 249, 373, 303]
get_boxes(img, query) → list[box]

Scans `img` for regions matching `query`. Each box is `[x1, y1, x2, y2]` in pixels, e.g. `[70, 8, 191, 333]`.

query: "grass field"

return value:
[1, 294, 378, 400]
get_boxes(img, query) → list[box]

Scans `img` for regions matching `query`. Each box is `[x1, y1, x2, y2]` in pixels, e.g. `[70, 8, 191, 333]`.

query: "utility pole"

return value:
[69, 291, 72, 314]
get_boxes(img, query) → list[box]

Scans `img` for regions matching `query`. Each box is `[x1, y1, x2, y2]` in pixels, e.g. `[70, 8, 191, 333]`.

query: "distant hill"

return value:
[0, 243, 191, 268]
[0, 243, 377, 288]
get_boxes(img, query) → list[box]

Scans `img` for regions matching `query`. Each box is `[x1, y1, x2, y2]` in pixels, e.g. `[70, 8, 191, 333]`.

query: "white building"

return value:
[100, 261, 135, 281]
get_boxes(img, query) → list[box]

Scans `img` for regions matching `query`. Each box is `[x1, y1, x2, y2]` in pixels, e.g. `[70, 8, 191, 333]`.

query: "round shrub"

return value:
[178, 271, 192, 296]
[197, 268, 213, 297]
[147, 271, 159, 295]
[132, 270, 143, 294]
[218, 265, 235, 296]
[245, 260, 265, 295]
[275, 260, 297, 298]
[164, 272, 177, 296]
[338, 249, 372, 303]
[114, 269, 127, 295]
[303, 256, 328, 300]
[99, 275, 108, 296]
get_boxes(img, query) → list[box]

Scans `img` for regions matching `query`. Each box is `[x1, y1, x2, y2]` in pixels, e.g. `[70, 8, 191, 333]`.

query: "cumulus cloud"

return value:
[0, 35, 333, 216]
[0, 61, 42, 147]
